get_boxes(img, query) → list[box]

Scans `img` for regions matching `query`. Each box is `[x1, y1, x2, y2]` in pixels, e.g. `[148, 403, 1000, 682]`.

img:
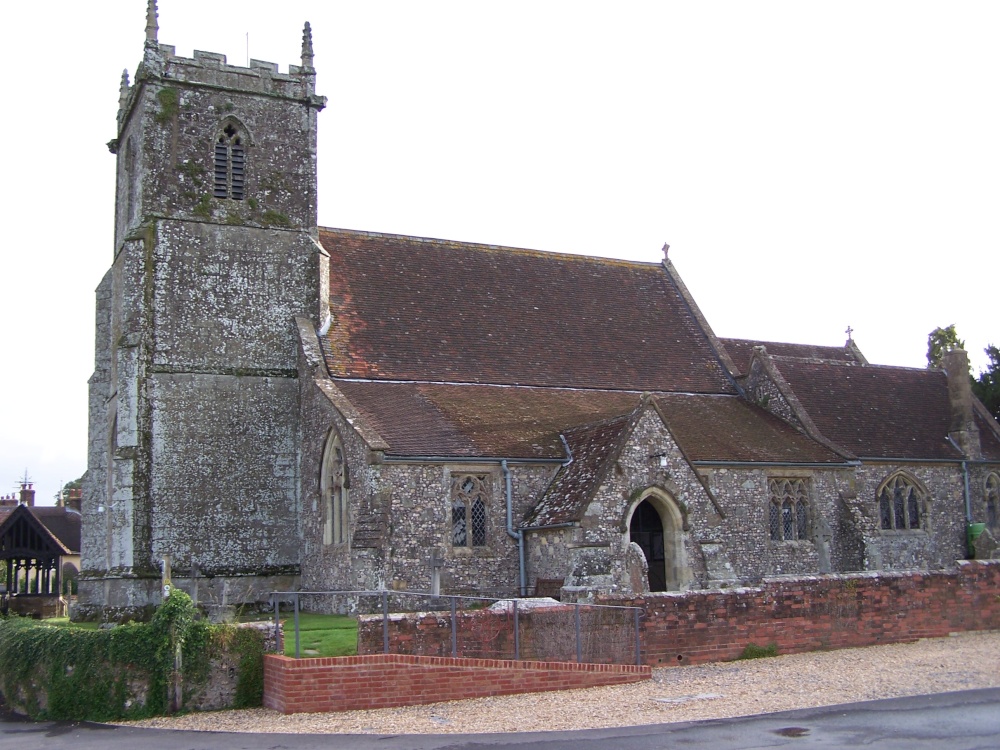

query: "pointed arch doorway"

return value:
[628, 490, 686, 592]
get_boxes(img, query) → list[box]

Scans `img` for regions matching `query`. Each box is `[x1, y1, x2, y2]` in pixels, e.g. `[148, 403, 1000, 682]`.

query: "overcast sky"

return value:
[1, 1, 997, 505]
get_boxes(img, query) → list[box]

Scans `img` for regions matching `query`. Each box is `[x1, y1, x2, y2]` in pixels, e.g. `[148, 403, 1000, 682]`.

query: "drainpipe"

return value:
[502, 460, 527, 597]
[947, 435, 973, 525]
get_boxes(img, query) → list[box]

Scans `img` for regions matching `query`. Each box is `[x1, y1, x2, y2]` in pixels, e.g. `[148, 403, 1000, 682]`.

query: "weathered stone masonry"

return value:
[80, 5, 1000, 620]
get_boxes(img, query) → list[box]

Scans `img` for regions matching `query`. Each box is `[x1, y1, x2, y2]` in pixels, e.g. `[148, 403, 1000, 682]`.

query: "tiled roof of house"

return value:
[525, 412, 638, 527]
[30, 507, 81, 553]
[654, 394, 848, 464]
[770, 358, 973, 460]
[721, 338, 858, 376]
[333, 380, 643, 458]
[319, 228, 737, 394]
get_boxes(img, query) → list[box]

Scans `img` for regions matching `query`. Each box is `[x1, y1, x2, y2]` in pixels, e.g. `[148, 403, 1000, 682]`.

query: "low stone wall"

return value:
[355, 561, 1000, 668]
[263, 653, 650, 714]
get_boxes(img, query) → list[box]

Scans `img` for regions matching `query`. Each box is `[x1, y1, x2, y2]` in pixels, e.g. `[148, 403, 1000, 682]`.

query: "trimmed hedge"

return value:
[0, 591, 264, 721]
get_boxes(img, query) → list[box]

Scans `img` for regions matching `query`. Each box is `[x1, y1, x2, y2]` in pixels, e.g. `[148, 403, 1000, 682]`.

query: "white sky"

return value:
[1, 1, 997, 505]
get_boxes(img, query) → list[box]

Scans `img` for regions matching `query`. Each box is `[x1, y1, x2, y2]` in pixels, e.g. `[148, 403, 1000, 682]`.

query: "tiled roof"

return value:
[526, 412, 637, 527]
[975, 409, 1000, 461]
[654, 394, 848, 464]
[30, 507, 82, 553]
[319, 228, 737, 394]
[772, 359, 965, 460]
[0, 505, 80, 557]
[721, 338, 858, 376]
[333, 380, 642, 458]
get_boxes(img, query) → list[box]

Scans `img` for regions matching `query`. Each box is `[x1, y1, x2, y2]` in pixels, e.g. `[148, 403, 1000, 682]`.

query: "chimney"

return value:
[19, 482, 35, 507]
[942, 348, 981, 459]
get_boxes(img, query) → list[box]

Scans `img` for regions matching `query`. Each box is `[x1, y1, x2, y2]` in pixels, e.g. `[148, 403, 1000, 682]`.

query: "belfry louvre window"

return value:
[878, 474, 922, 531]
[214, 123, 245, 200]
[986, 473, 1000, 531]
[768, 478, 810, 542]
[452, 474, 489, 547]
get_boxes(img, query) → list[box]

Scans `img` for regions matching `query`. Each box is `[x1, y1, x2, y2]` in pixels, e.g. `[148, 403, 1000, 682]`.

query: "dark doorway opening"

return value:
[629, 500, 666, 592]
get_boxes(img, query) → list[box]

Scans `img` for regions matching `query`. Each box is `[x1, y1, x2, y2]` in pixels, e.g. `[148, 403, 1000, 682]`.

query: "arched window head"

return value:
[986, 473, 1000, 531]
[877, 473, 924, 531]
[320, 431, 349, 546]
[213, 122, 246, 200]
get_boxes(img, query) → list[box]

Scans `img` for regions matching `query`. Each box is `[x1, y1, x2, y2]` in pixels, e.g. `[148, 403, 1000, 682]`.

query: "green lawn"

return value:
[243, 613, 358, 658]
[45, 613, 357, 658]
[278, 613, 358, 657]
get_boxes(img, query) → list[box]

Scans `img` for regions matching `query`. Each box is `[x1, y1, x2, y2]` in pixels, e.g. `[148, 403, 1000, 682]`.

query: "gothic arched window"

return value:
[213, 122, 245, 200]
[877, 473, 923, 531]
[452, 474, 489, 547]
[986, 473, 1000, 532]
[320, 431, 349, 546]
[768, 478, 810, 541]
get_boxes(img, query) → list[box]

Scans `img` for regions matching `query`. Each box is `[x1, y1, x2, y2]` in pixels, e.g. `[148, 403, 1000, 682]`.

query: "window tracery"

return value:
[452, 474, 489, 547]
[213, 122, 245, 200]
[877, 473, 922, 531]
[768, 478, 810, 542]
[320, 431, 349, 546]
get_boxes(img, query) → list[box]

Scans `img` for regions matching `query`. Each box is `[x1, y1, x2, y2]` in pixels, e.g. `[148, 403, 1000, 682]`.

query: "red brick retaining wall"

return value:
[357, 561, 1000, 668]
[619, 560, 1000, 666]
[263, 653, 650, 714]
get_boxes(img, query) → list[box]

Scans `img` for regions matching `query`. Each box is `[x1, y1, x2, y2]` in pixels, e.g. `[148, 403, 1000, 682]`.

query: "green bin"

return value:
[968, 523, 987, 558]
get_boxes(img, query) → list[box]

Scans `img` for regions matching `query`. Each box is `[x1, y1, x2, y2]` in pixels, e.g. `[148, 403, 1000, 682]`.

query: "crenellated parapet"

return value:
[114, 40, 325, 142]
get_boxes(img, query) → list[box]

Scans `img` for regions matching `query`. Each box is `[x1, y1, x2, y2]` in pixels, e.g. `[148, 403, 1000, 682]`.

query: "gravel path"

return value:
[121, 630, 1000, 735]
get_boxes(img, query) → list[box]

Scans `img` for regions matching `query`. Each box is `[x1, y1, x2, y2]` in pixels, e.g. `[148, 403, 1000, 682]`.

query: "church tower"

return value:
[79, 1, 327, 618]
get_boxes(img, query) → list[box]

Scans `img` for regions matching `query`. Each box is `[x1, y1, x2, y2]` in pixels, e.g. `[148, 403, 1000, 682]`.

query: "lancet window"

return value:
[320, 431, 349, 546]
[452, 474, 489, 547]
[986, 473, 1000, 532]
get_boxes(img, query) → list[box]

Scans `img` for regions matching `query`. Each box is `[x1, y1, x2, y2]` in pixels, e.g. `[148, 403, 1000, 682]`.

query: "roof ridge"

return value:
[319, 226, 663, 269]
[779, 357, 942, 374]
[330, 377, 735, 397]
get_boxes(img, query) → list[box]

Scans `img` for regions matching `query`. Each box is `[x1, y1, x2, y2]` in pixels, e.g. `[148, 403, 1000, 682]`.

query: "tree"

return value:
[927, 324, 965, 369]
[54, 474, 84, 504]
[972, 344, 1000, 421]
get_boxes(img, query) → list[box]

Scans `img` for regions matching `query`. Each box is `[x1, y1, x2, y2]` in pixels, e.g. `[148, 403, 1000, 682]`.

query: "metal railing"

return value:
[269, 590, 644, 665]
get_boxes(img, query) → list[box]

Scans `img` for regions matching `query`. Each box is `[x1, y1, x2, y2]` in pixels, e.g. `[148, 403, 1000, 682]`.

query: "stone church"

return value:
[78, 3, 1000, 618]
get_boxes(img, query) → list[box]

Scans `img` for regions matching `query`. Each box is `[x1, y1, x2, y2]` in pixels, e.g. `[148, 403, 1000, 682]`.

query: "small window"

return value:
[986, 473, 1000, 531]
[877, 473, 922, 531]
[452, 474, 489, 547]
[214, 123, 245, 200]
[768, 478, 810, 542]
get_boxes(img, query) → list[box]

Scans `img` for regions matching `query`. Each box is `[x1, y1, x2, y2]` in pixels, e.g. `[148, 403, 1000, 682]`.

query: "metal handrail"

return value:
[268, 589, 644, 665]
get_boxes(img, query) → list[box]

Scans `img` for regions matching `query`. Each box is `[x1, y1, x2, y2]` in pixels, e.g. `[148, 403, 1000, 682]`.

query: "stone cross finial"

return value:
[662, 242, 670, 260]
[301, 21, 315, 69]
[145, 0, 159, 44]
[845, 325, 854, 341]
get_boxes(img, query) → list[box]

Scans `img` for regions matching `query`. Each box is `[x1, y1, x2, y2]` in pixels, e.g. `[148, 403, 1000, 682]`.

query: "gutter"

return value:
[502, 435, 575, 596]
[381, 455, 564, 465]
[692, 460, 860, 468]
